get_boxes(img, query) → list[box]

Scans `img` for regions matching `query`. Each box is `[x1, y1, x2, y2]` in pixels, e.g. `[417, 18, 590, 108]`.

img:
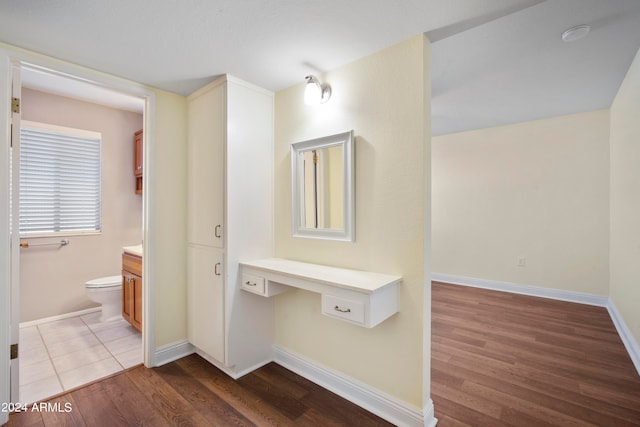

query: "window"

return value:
[19, 121, 101, 236]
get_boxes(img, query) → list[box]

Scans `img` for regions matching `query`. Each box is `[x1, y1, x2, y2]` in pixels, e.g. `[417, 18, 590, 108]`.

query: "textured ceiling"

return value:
[1, 0, 639, 135]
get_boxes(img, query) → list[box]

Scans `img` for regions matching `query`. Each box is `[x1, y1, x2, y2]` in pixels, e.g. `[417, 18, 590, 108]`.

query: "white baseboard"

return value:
[606, 300, 640, 376]
[273, 345, 434, 427]
[154, 339, 194, 367]
[19, 307, 101, 328]
[433, 272, 640, 376]
[432, 273, 609, 307]
[424, 399, 438, 427]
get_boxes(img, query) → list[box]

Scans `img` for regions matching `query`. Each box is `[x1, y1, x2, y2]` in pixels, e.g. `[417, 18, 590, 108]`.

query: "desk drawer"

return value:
[241, 273, 265, 295]
[321, 294, 365, 325]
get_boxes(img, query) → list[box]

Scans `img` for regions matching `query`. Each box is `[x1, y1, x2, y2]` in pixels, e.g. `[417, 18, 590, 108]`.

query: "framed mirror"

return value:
[291, 130, 354, 241]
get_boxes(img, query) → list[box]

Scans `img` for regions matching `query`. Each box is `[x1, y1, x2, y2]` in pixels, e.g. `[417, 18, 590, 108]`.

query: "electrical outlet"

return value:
[517, 256, 526, 267]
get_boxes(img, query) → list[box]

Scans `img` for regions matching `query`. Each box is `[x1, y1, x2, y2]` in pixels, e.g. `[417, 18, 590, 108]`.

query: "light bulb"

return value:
[305, 79, 322, 104]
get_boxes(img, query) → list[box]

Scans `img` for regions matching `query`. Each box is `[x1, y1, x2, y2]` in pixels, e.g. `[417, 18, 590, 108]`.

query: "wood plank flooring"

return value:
[6, 354, 392, 426]
[8, 282, 640, 426]
[432, 281, 640, 426]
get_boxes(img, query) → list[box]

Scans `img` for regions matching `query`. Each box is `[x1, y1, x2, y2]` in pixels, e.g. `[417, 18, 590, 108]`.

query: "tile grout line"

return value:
[35, 322, 65, 396]
[80, 313, 145, 370]
[80, 313, 126, 371]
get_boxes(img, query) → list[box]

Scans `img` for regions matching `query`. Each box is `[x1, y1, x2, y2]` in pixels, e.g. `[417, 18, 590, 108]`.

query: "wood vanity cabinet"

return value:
[122, 253, 142, 332]
[134, 129, 143, 195]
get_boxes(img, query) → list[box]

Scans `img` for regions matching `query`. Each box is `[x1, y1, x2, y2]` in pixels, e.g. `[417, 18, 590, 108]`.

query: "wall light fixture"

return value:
[304, 75, 331, 104]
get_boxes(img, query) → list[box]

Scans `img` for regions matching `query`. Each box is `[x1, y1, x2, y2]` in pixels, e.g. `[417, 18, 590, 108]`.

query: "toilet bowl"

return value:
[85, 275, 123, 322]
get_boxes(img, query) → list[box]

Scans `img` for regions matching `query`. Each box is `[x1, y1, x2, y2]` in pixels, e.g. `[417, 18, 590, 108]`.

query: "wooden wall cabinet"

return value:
[134, 129, 143, 194]
[122, 253, 142, 332]
[187, 75, 274, 377]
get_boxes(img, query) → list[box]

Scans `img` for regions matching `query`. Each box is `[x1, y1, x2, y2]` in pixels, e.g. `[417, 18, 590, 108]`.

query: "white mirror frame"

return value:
[291, 130, 354, 241]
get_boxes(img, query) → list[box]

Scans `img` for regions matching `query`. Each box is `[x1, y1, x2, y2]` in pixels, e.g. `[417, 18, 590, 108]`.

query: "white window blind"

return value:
[20, 121, 102, 235]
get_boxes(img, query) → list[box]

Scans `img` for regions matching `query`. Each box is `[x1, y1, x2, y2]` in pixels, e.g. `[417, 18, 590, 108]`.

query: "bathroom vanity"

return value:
[122, 246, 143, 332]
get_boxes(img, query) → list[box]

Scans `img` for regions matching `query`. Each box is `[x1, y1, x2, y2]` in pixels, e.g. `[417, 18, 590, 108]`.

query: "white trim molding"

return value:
[423, 399, 438, 427]
[153, 340, 194, 367]
[273, 345, 434, 427]
[607, 300, 640, 375]
[18, 307, 101, 329]
[432, 273, 609, 307]
[433, 272, 640, 376]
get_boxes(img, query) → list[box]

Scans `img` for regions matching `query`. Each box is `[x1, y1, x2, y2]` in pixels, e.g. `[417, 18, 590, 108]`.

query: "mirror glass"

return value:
[291, 130, 354, 241]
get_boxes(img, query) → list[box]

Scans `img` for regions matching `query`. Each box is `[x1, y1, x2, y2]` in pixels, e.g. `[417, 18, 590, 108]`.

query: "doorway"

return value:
[7, 60, 153, 405]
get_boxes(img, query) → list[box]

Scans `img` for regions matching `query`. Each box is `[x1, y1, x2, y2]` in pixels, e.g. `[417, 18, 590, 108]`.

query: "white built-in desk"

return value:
[239, 258, 401, 328]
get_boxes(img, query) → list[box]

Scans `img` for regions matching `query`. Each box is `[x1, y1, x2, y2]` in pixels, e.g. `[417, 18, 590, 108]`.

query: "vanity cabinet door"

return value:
[122, 273, 132, 324]
[122, 273, 142, 332]
[122, 253, 143, 332]
[187, 245, 225, 363]
[187, 84, 225, 248]
[131, 274, 143, 332]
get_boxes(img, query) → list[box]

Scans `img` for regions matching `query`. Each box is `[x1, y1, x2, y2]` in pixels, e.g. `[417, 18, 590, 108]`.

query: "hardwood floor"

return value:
[7, 354, 391, 426]
[8, 282, 640, 426]
[432, 281, 640, 426]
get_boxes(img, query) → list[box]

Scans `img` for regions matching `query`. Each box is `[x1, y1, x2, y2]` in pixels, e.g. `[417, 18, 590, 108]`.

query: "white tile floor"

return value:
[19, 311, 142, 404]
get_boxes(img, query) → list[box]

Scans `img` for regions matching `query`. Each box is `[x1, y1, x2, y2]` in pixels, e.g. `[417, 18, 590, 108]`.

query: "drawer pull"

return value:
[245, 281, 257, 287]
[214, 262, 221, 276]
[334, 305, 351, 313]
[215, 224, 221, 238]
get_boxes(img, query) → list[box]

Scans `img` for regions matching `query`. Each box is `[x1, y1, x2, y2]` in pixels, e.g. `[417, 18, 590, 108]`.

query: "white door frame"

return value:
[0, 47, 156, 420]
[0, 49, 12, 427]
[9, 62, 20, 406]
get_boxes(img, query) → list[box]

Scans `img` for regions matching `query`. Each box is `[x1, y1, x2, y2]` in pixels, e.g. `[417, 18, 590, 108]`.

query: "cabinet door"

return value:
[122, 273, 132, 323]
[122, 273, 142, 332]
[134, 130, 143, 194]
[131, 274, 143, 332]
[134, 129, 143, 177]
[187, 85, 225, 248]
[187, 246, 225, 362]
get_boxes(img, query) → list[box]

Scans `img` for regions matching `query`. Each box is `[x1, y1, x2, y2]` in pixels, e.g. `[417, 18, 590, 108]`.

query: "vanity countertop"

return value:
[123, 244, 143, 257]
[240, 257, 401, 294]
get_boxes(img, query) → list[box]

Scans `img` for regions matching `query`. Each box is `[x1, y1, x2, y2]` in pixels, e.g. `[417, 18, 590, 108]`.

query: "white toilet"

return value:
[85, 275, 123, 322]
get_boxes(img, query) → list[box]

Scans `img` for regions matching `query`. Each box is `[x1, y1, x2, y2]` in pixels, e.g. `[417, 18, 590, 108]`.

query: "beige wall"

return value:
[150, 89, 188, 347]
[610, 46, 640, 346]
[432, 110, 610, 295]
[20, 88, 143, 322]
[274, 35, 430, 407]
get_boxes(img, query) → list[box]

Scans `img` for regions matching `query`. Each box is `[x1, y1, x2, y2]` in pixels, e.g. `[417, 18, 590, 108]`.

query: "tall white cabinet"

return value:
[187, 75, 274, 377]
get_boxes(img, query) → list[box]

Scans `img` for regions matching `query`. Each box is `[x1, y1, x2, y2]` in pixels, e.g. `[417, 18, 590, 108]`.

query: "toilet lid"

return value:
[86, 275, 122, 288]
